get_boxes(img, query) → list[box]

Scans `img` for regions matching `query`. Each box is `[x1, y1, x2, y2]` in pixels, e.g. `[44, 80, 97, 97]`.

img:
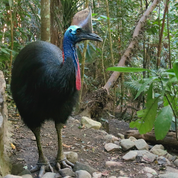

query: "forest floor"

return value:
[8, 106, 178, 178]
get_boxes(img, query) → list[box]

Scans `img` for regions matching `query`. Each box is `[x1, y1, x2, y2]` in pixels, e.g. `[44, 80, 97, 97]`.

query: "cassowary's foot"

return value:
[56, 158, 74, 170]
[31, 162, 53, 178]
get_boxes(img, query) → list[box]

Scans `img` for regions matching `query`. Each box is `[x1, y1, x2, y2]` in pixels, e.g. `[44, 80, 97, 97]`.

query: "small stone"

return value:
[73, 162, 97, 175]
[174, 159, 178, 167]
[136, 150, 156, 163]
[122, 151, 137, 161]
[92, 172, 102, 178]
[134, 139, 148, 150]
[120, 139, 135, 151]
[60, 168, 75, 177]
[31, 136, 36, 141]
[108, 176, 117, 178]
[152, 144, 164, 150]
[143, 167, 157, 176]
[104, 143, 121, 152]
[158, 156, 171, 166]
[76, 170, 91, 178]
[21, 175, 33, 178]
[64, 151, 78, 163]
[166, 153, 173, 161]
[104, 134, 119, 143]
[159, 173, 178, 178]
[129, 136, 137, 142]
[150, 145, 167, 156]
[42, 173, 56, 178]
[118, 133, 125, 139]
[105, 161, 123, 167]
[3, 175, 22, 178]
[81, 117, 101, 129]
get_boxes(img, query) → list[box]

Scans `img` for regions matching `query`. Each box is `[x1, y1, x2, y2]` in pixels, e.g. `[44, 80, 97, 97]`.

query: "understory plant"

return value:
[107, 63, 178, 140]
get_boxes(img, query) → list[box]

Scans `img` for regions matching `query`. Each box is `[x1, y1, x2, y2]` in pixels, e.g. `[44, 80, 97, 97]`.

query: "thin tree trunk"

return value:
[9, 1, 13, 84]
[104, 0, 160, 90]
[41, 0, 50, 42]
[105, 0, 114, 66]
[157, 0, 169, 68]
[167, 4, 171, 69]
[78, 1, 89, 107]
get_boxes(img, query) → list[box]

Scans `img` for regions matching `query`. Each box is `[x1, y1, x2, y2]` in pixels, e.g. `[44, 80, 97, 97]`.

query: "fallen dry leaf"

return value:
[11, 143, 16, 150]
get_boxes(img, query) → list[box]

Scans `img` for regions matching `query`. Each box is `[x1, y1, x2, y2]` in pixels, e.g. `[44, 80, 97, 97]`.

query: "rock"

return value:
[122, 151, 137, 161]
[135, 150, 156, 163]
[76, 170, 91, 178]
[21, 175, 33, 178]
[81, 117, 101, 129]
[158, 156, 171, 166]
[166, 166, 178, 174]
[117, 133, 125, 139]
[42, 173, 56, 178]
[134, 139, 148, 150]
[150, 145, 167, 156]
[73, 162, 97, 175]
[104, 143, 121, 152]
[105, 161, 123, 167]
[108, 176, 117, 178]
[104, 134, 119, 143]
[159, 173, 178, 178]
[152, 144, 164, 150]
[129, 136, 137, 142]
[92, 172, 102, 178]
[3, 175, 22, 178]
[166, 153, 173, 161]
[120, 139, 135, 151]
[64, 151, 78, 163]
[59, 168, 75, 177]
[143, 167, 157, 176]
[174, 159, 178, 167]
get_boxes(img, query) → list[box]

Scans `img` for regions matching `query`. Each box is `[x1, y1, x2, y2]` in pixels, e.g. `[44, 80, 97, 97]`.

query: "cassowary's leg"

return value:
[31, 127, 53, 177]
[55, 122, 74, 170]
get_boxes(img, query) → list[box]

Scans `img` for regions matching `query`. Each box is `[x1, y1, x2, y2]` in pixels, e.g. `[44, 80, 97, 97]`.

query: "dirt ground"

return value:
[7, 107, 175, 178]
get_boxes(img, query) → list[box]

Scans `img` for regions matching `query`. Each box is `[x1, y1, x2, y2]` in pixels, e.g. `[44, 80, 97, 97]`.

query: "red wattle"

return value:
[76, 61, 81, 90]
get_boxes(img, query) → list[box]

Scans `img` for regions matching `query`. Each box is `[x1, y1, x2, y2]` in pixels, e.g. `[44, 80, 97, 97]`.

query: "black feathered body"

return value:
[11, 41, 78, 129]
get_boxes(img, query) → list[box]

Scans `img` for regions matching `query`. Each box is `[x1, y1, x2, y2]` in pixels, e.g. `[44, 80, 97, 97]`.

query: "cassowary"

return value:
[11, 7, 102, 177]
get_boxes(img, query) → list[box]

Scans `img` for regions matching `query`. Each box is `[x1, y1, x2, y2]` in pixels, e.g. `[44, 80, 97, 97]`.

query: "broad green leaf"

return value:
[173, 61, 178, 80]
[130, 97, 159, 134]
[1, 48, 10, 55]
[147, 83, 153, 101]
[163, 96, 169, 107]
[154, 106, 173, 140]
[134, 78, 154, 100]
[107, 67, 149, 73]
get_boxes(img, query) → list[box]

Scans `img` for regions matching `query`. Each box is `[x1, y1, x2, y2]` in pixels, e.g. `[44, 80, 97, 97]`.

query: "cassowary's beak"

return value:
[77, 31, 103, 43]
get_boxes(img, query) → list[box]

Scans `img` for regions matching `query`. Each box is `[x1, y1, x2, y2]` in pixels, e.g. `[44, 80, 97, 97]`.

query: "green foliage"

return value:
[107, 66, 148, 73]
[108, 63, 178, 140]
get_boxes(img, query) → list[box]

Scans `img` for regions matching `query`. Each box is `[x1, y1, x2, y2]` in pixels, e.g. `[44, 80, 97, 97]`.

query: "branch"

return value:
[104, 0, 160, 90]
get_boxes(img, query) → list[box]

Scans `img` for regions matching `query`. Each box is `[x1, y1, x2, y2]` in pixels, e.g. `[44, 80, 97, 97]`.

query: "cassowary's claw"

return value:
[56, 159, 74, 170]
[30, 163, 53, 178]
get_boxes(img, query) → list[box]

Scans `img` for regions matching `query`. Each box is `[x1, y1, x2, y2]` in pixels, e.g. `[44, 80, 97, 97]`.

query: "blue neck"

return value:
[63, 34, 78, 71]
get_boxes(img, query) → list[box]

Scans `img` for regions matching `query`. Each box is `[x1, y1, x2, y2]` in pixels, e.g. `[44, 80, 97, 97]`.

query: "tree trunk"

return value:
[41, 0, 50, 42]
[157, 0, 169, 68]
[50, 0, 63, 48]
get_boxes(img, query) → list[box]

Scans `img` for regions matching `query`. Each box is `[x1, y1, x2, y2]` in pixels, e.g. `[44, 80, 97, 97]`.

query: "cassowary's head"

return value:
[64, 7, 102, 44]
[65, 25, 102, 44]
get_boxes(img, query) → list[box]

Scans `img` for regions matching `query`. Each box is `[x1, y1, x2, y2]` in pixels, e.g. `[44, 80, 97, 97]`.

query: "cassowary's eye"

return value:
[76, 28, 81, 35]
